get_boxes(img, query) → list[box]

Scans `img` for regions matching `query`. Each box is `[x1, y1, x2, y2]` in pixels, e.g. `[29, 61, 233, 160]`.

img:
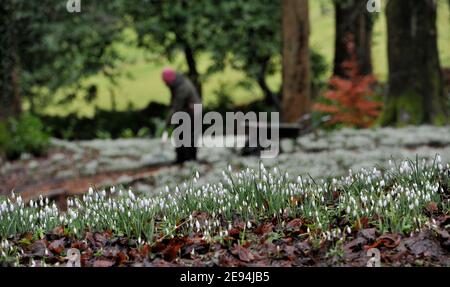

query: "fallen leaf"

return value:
[161, 238, 188, 262]
[426, 202, 439, 214]
[228, 229, 241, 238]
[52, 226, 65, 236]
[94, 232, 108, 245]
[286, 218, 303, 229]
[93, 259, 115, 267]
[140, 244, 151, 257]
[358, 228, 377, 241]
[71, 241, 88, 251]
[231, 244, 255, 262]
[254, 223, 273, 235]
[355, 217, 370, 230]
[283, 245, 296, 260]
[344, 237, 367, 253]
[365, 234, 401, 249]
[49, 238, 65, 255]
[116, 251, 128, 265]
[29, 240, 47, 257]
[378, 234, 401, 248]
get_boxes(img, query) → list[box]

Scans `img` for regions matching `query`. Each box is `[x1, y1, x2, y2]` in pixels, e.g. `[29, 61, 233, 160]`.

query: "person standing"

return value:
[161, 68, 201, 163]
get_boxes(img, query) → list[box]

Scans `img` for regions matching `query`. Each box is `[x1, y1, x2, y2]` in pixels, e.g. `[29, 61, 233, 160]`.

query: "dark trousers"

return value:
[174, 109, 198, 164]
[176, 146, 197, 163]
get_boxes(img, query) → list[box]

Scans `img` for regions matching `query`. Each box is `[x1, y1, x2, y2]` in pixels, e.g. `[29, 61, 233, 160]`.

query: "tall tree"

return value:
[382, 0, 447, 125]
[333, 0, 375, 77]
[0, 0, 125, 119]
[282, 0, 311, 123]
[209, 0, 282, 110]
[126, 0, 215, 97]
[0, 1, 22, 120]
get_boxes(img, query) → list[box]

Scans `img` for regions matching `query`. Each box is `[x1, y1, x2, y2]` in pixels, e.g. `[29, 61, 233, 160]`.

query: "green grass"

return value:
[41, 0, 450, 117]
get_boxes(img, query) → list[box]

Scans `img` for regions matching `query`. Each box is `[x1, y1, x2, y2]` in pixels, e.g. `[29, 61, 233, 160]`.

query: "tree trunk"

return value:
[0, 4, 21, 121]
[333, 0, 374, 77]
[183, 44, 202, 99]
[282, 0, 311, 123]
[174, 32, 202, 98]
[257, 57, 281, 111]
[381, 0, 447, 125]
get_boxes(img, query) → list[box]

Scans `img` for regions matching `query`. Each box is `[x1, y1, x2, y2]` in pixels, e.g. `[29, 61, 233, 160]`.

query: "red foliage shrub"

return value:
[314, 35, 382, 128]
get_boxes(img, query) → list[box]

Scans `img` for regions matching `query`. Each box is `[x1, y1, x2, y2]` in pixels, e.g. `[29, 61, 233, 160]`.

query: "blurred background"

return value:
[0, 0, 449, 204]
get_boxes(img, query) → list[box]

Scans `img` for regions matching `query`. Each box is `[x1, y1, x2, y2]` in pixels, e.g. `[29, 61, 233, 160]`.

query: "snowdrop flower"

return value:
[195, 220, 201, 230]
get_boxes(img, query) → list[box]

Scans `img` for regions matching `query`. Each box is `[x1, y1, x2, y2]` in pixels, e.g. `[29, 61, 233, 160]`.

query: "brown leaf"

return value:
[93, 259, 115, 267]
[163, 244, 182, 262]
[228, 228, 241, 238]
[116, 251, 128, 266]
[140, 244, 151, 258]
[94, 232, 108, 245]
[49, 238, 65, 255]
[426, 202, 439, 214]
[295, 241, 312, 255]
[216, 249, 241, 267]
[366, 234, 401, 249]
[254, 223, 273, 235]
[231, 244, 255, 263]
[355, 217, 370, 230]
[52, 226, 65, 236]
[283, 245, 296, 260]
[80, 251, 91, 266]
[378, 234, 401, 248]
[286, 218, 303, 229]
[145, 258, 177, 267]
[357, 228, 377, 241]
[344, 237, 367, 253]
[161, 237, 188, 262]
[71, 241, 88, 251]
[128, 248, 141, 260]
[29, 240, 47, 257]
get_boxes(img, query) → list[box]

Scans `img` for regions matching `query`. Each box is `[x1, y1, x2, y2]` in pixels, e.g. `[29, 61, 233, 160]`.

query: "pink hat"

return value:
[162, 67, 177, 85]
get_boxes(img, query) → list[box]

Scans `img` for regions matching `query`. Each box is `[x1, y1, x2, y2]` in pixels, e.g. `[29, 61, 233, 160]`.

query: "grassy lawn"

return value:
[42, 0, 450, 118]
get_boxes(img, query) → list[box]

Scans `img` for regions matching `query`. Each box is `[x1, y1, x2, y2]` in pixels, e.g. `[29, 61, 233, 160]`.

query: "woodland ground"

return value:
[0, 156, 449, 267]
[0, 126, 449, 267]
[2, 125, 450, 198]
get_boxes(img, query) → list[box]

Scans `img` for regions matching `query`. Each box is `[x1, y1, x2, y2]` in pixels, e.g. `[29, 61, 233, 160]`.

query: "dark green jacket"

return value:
[167, 73, 201, 123]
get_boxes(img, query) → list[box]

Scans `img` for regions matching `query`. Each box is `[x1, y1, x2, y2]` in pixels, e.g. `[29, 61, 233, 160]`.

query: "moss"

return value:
[380, 90, 424, 126]
[432, 115, 447, 126]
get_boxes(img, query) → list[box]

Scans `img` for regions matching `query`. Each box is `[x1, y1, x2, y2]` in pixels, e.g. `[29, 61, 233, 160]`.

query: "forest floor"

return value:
[2, 126, 450, 202]
[2, 215, 449, 267]
[1, 126, 450, 267]
[1, 149, 449, 267]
